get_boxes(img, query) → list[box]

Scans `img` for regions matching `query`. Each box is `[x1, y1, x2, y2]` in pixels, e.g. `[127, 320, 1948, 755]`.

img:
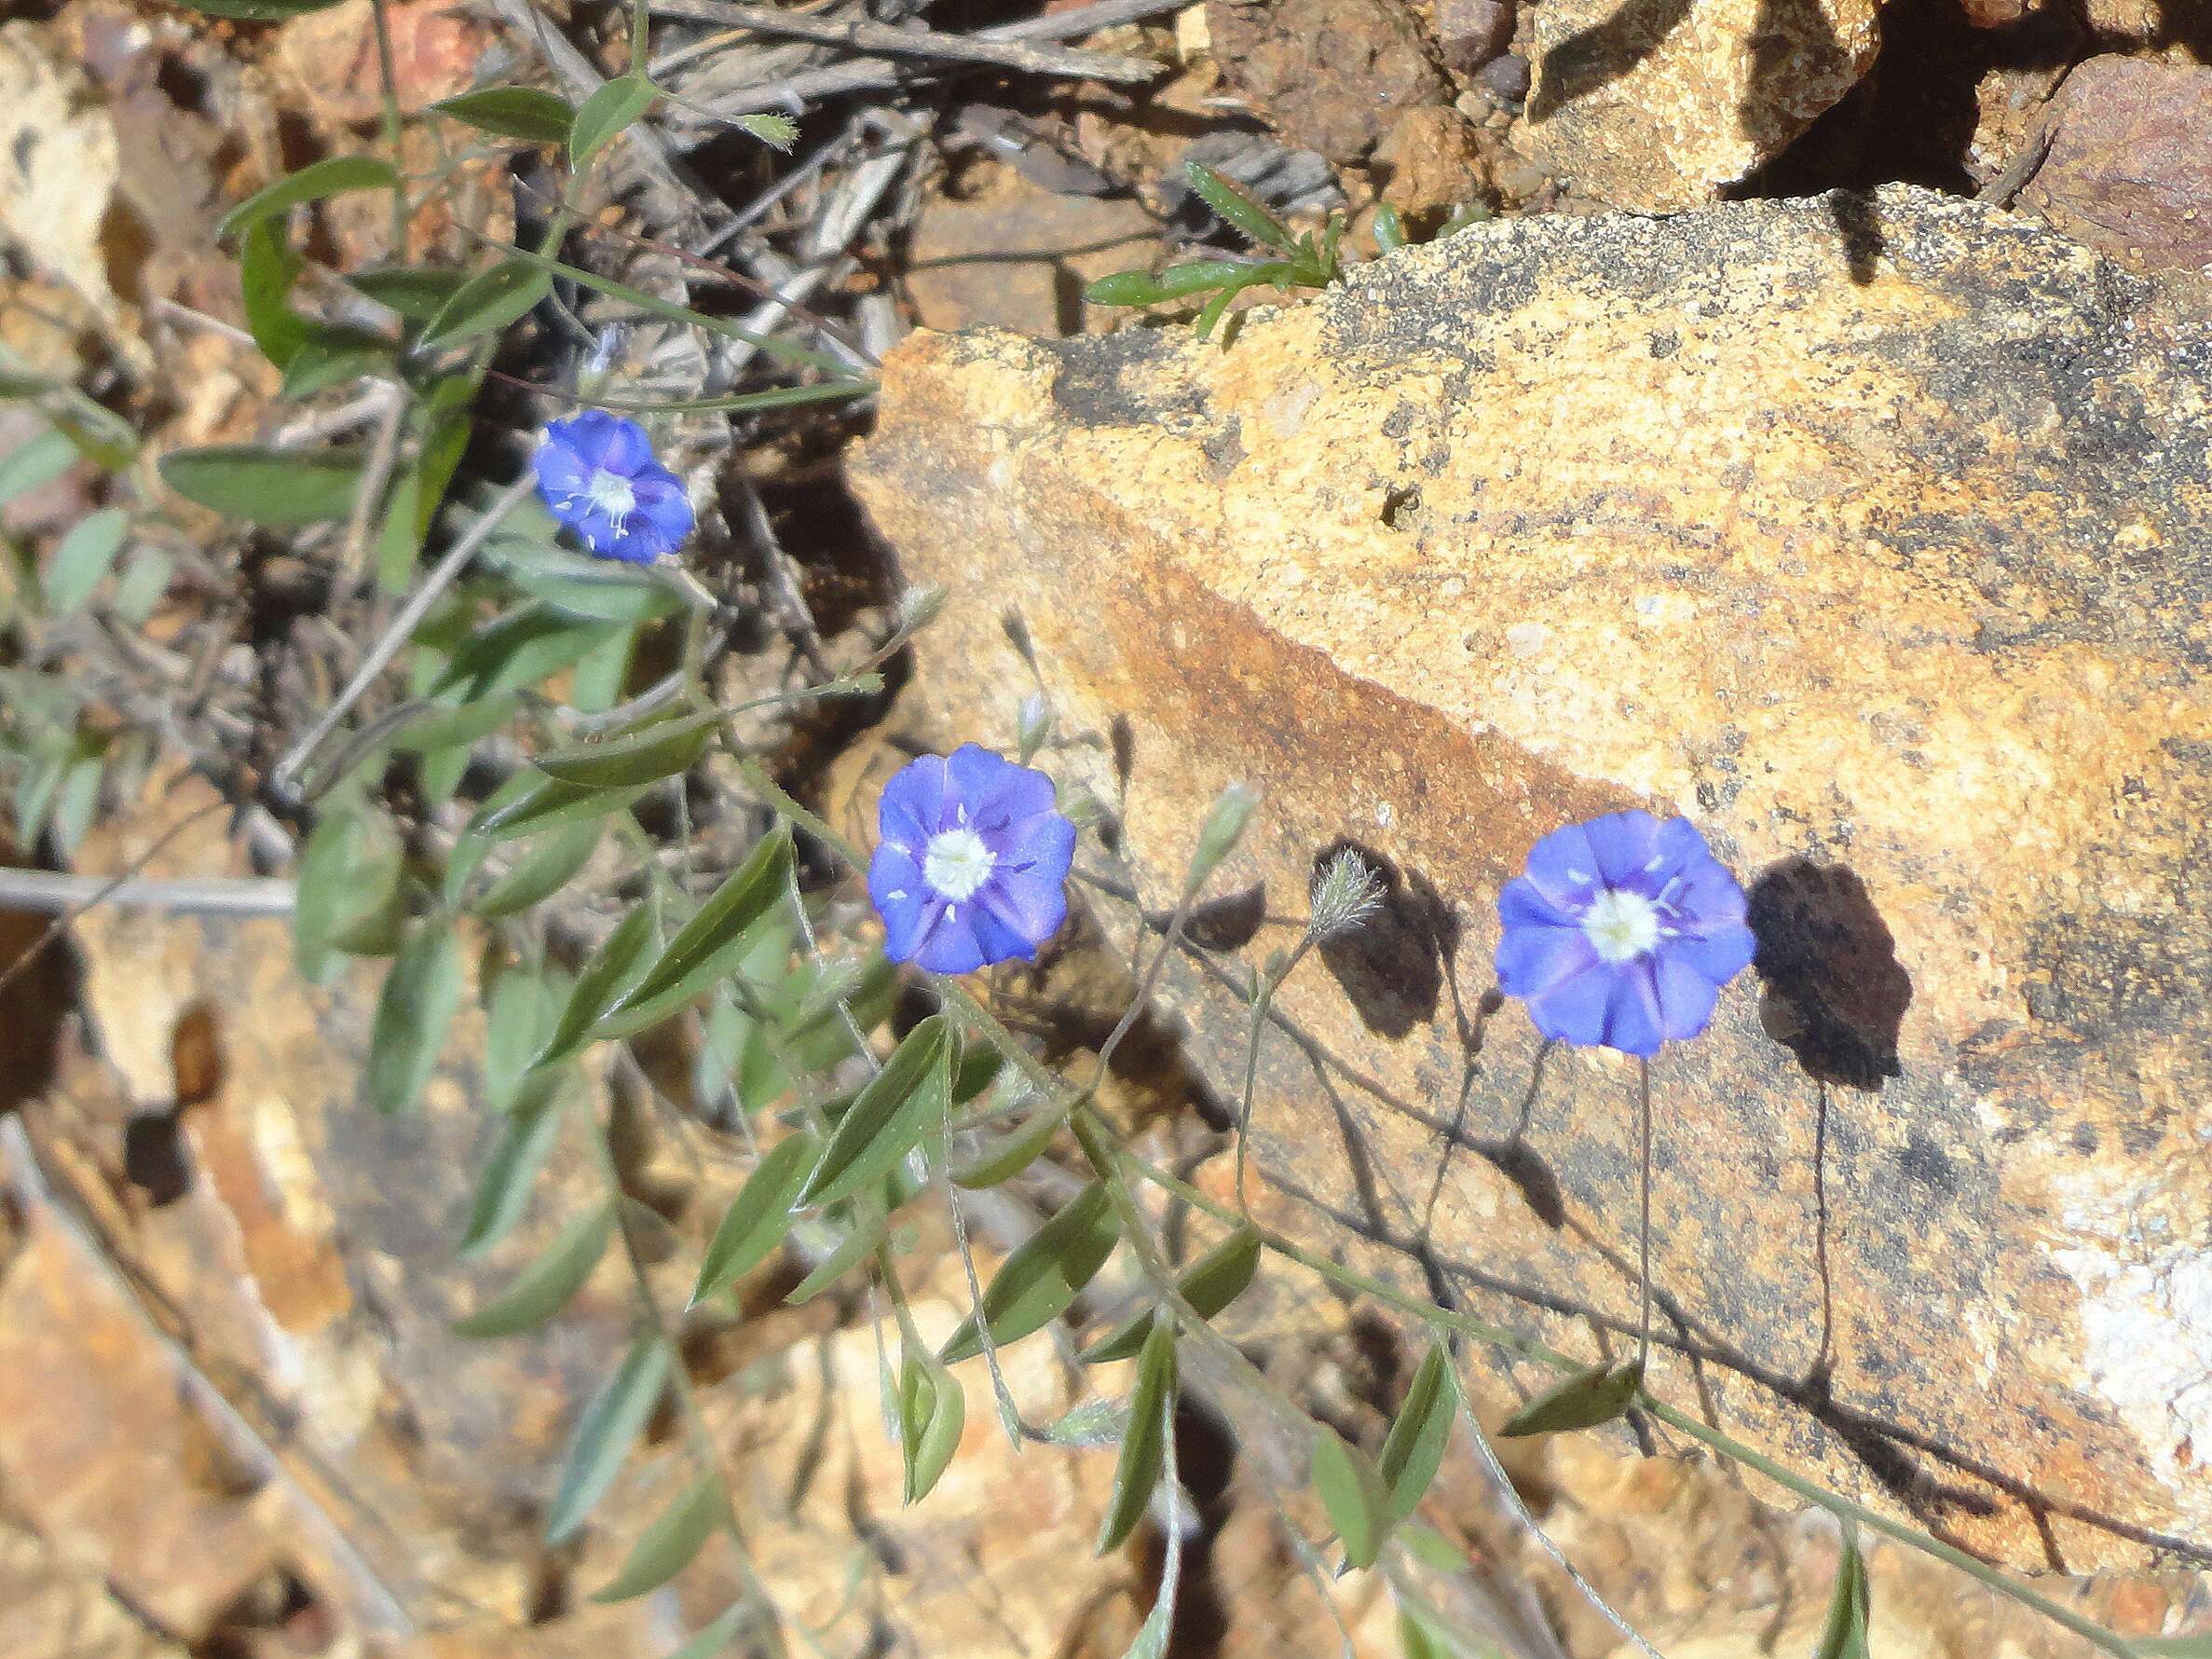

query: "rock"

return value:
[1435, 0, 1516, 73]
[1474, 48, 1531, 103]
[1206, 0, 1451, 164]
[906, 169, 1160, 336]
[2024, 56, 2212, 273]
[268, 0, 494, 134]
[1372, 107, 1487, 224]
[851, 185, 2212, 1573]
[1520, 0, 1881, 211]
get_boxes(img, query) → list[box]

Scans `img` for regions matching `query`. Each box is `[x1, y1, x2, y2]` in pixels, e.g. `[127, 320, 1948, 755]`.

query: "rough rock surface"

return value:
[2025, 56, 2212, 274]
[1520, 0, 1883, 210]
[1207, 0, 1452, 164]
[851, 185, 2212, 1575]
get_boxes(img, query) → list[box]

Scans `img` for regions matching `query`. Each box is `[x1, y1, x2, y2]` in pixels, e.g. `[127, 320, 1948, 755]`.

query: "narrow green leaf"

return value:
[346, 264, 471, 322]
[592, 1477, 718, 1602]
[940, 1181, 1120, 1364]
[785, 1208, 888, 1303]
[1373, 203, 1408, 254]
[898, 1351, 965, 1504]
[279, 324, 393, 398]
[1312, 1427, 1390, 1570]
[547, 1334, 671, 1544]
[734, 110, 798, 149]
[0, 428, 75, 506]
[293, 805, 402, 983]
[1086, 261, 1246, 307]
[539, 902, 660, 1067]
[366, 921, 464, 1114]
[49, 751, 102, 857]
[593, 828, 795, 1039]
[662, 1603, 750, 1659]
[218, 156, 399, 241]
[158, 445, 364, 525]
[533, 709, 717, 789]
[431, 604, 623, 700]
[431, 86, 576, 145]
[1810, 1525, 1871, 1659]
[389, 692, 522, 754]
[471, 818, 602, 918]
[111, 551, 173, 627]
[571, 75, 656, 168]
[485, 964, 567, 1115]
[239, 218, 309, 370]
[458, 1093, 566, 1256]
[797, 1016, 950, 1209]
[175, 0, 344, 19]
[1097, 1317, 1175, 1554]
[44, 509, 128, 611]
[1496, 1358, 1644, 1439]
[1082, 1223, 1259, 1364]
[690, 1131, 820, 1305]
[1185, 161, 1293, 251]
[452, 1202, 613, 1337]
[477, 775, 650, 844]
[567, 618, 635, 714]
[1037, 1398, 1126, 1448]
[485, 536, 685, 624]
[1376, 1342, 1457, 1523]
[417, 259, 553, 353]
[949, 1101, 1067, 1191]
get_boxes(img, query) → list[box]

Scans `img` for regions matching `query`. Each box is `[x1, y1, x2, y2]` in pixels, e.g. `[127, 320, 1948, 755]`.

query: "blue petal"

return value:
[570, 502, 621, 555]
[1498, 874, 1578, 931]
[965, 900, 1035, 967]
[593, 517, 667, 564]
[970, 756, 1058, 831]
[1520, 821, 1603, 909]
[978, 865, 1068, 954]
[1601, 962, 1664, 1056]
[913, 904, 987, 975]
[628, 470, 694, 554]
[547, 410, 654, 474]
[1495, 913, 1595, 1000]
[1670, 921, 1754, 987]
[880, 755, 949, 853]
[1652, 951, 1722, 1043]
[533, 438, 592, 523]
[1579, 810, 1664, 886]
[995, 810, 1075, 885]
[943, 745, 1024, 830]
[1524, 958, 1615, 1049]
[869, 843, 927, 960]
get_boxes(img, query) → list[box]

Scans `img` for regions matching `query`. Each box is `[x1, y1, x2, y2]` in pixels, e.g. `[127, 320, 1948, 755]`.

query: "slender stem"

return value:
[366, 0, 408, 256]
[0, 869, 294, 916]
[1636, 1055, 1653, 1371]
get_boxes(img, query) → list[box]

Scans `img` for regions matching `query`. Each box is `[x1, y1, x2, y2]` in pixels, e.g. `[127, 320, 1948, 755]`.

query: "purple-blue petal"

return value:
[1672, 921, 1755, 987]
[1498, 873, 1578, 932]
[1579, 810, 1664, 887]
[629, 471, 694, 551]
[1520, 821, 1603, 910]
[912, 904, 987, 975]
[1495, 915, 1596, 1001]
[1653, 953, 1723, 1043]
[869, 843, 927, 961]
[879, 754, 949, 853]
[963, 900, 1035, 967]
[533, 437, 592, 514]
[978, 866, 1068, 953]
[994, 809, 1075, 883]
[1600, 964, 1665, 1057]
[546, 410, 656, 475]
[1523, 959, 1614, 1049]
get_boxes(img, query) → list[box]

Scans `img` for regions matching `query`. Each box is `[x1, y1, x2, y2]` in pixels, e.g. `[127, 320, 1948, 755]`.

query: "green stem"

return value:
[367, 0, 408, 256]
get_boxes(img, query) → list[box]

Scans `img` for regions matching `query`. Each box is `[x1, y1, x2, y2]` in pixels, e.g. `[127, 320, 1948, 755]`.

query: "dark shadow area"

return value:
[1748, 857, 1912, 1091]
[1311, 841, 1448, 1039]
[1145, 883, 1267, 953]
[1158, 1395, 1237, 1659]
[123, 1110, 194, 1207]
[1528, 0, 1697, 120]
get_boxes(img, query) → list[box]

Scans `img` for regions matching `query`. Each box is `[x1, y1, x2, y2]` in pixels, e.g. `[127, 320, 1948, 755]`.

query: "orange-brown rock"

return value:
[851, 185, 2212, 1574]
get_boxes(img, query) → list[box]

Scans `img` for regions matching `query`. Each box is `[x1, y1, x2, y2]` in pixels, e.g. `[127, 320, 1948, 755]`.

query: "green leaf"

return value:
[389, 692, 522, 754]
[949, 1101, 1066, 1191]
[690, 1131, 820, 1305]
[293, 805, 402, 983]
[1496, 1358, 1644, 1439]
[239, 218, 309, 370]
[1373, 203, 1408, 254]
[1185, 161, 1294, 251]
[533, 709, 717, 789]
[417, 259, 553, 353]
[1085, 262, 1246, 307]
[593, 827, 796, 1040]
[452, 1201, 613, 1337]
[49, 751, 102, 857]
[1097, 1317, 1175, 1554]
[476, 775, 650, 844]
[486, 537, 686, 624]
[485, 964, 567, 1115]
[1082, 1223, 1259, 1364]
[1037, 1399, 1126, 1448]
[785, 1207, 889, 1303]
[546, 1334, 671, 1544]
[158, 445, 364, 525]
[567, 620, 636, 715]
[940, 1181, 1120, 1364]
[44, 509, 128, 612]
[734, 111, 798, 150]
[571, 75, 656, 168]
[1312, 1427, 1390, 1570]
[174, 0, 345, 18]
[0, 427, 75, 506]
[662, 1604, 750, 1659]
[346, 265, 472, 322]
[539, 901, 660, 1067]
[218, 156, 400, 241]
[592, 1476, 718, 1602]
[1811, 1525, 1870, 1659]
[431, 86, 576, 145]
[1376, 1342, 1457, 1523]
[280, 324, 394, 398]
[111, 551, 173, 627]
[431, 604, 623, 699]
[898, 1351, 965, 1504]
[797, 1016, 951, 1209]
[471, 818, 602, 918]
[458, 1093, 567, 1256]
[366, 921, 464, 1114]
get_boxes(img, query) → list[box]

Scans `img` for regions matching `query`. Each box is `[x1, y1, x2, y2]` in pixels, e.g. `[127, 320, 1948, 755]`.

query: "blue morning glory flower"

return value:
[1495, 809, 1755, 1057]
[531, 411, 694, 564]
[868, 745, 1076, 975]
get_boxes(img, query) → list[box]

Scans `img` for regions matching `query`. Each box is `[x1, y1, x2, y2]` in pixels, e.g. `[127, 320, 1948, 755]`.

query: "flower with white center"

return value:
[531, 411, 694, 564]
[868, 746, 1076, 975]
[1494, 809, 1754, 1056]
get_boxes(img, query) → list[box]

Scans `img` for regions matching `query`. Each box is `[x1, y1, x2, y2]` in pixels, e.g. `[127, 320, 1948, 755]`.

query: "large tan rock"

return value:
[851, 186, 2212, 1575]
[1521, 0, 1884, 209]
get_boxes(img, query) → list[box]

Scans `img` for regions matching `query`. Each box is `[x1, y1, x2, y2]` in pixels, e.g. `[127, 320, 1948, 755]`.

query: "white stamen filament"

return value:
[923, 827, 996, 902]
[1582, 887, 1661, 964]
[583, 469, 637, 533]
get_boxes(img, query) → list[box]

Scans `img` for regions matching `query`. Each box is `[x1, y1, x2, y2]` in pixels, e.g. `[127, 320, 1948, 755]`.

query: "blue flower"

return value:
[868, 745, 1076, 975]
[1495, 809, 1754, 1057]
[532, 411, 694, 563]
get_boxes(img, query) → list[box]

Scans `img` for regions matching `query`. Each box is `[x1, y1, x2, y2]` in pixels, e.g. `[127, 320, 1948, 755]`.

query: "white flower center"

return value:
[1582, 887, 1660, 964]
[923, 827, 996, 901]
[584, 469, 637, 530]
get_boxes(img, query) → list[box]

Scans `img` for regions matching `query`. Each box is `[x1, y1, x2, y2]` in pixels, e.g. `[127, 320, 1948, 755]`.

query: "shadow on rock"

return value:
[1748, 857, 1912, 1090]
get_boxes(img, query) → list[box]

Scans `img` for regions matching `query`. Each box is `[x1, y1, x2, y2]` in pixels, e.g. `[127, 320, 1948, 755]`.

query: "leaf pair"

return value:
[1313, 1343, 1459, 1570]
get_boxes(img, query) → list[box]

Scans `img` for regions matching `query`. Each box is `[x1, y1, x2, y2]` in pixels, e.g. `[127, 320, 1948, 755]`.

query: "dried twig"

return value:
[0, 870, 295, 916]
[649, 0, 1163, 84]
